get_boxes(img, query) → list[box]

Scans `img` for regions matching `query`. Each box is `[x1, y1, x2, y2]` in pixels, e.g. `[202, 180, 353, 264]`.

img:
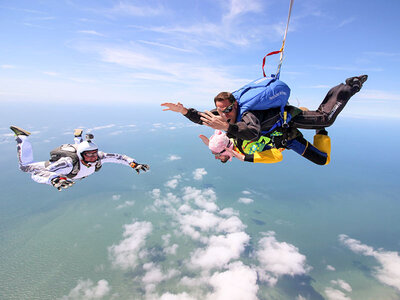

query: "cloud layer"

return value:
[339, 234, 400, 292]
[104, 168, 311, 299]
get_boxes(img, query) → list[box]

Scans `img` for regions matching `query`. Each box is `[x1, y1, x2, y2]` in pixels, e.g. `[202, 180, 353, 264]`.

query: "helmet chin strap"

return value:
[81, 159, 95, 168]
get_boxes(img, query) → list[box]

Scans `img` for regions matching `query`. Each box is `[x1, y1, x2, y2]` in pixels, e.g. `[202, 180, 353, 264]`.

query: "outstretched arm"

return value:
[98, 152, 149, 174]
[161, 102, 188, 115]
[161, 102, 219, 125]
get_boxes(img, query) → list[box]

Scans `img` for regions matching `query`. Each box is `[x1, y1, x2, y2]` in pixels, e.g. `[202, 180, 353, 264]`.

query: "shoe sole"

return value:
[10, 126, 31, 136]
[346, 75, 368, 86]
[74, 129, 83, 137]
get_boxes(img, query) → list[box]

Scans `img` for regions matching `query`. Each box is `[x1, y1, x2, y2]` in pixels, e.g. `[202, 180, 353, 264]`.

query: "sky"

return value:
[1, 0, 400, 119]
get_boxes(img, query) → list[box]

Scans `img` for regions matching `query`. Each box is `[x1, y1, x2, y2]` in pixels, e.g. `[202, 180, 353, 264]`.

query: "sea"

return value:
[0, 101, 399, 300]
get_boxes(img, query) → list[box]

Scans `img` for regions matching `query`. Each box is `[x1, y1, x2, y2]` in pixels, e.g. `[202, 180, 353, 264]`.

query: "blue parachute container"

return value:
[232, 76, 291, 122]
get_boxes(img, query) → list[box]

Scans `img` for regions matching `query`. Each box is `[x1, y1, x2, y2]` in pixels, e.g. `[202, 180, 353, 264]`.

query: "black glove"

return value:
[130, 162, 150, 174]
[51, 176, 74, 191]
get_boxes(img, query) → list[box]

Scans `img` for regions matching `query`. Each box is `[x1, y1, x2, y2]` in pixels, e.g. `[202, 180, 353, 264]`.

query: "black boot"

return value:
[345, 75, 368, 92]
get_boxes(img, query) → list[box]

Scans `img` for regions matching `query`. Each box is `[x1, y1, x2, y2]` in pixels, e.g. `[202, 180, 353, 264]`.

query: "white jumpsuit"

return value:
[15, 135, 138, 185]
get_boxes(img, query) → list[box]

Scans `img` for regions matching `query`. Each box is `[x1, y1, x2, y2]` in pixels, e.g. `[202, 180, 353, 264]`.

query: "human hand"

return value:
[199, 134, 209, 146]
[161, 102, 188, 114]
[200, 110, 229, 131]
[130, 162, 150, 174]
[51, 176, 74, 191]
[224, 148, 244, 161]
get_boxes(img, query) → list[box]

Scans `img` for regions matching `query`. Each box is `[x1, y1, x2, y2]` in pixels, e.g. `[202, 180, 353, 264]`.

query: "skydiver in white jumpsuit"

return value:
[10, 126, 150, 191]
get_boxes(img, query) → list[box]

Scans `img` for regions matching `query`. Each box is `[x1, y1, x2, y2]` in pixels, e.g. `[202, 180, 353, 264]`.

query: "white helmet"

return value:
[77, 140, 98, 161]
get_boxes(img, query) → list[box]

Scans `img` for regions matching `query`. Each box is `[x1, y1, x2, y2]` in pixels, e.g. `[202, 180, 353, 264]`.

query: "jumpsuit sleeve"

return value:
[244, 148, 283, 164]
[184, 108, 203, 124]
[31, 157, 74, 185]
[226, 111, 262, 141]
[98, 151, 137, 167]
[185, 108, 262, 141]
[184, 108, 219, 125]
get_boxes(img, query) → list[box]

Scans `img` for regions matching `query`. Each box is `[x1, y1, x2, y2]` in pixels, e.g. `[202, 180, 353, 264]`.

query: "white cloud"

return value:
[168, 154, 181, 161]
[142, 262, 180, 294]
[326, 265, 336, 271]
[92, 45, 247, 104]
[78, 30, 104, 36]
[110, 2, 167, 17]
[339, 234, 400, 292]
[337, 17, 356, 28]
[216, 216, 246, 234]
[164, 244, 179, 255]
[161, 234, 179, 255]
[89, 124, 116, 131]
[162, 233, 172, 245]
[116, 200, 135, 209]
[193, 168, 207, 180]
[112, 194, 121, 201]
[182, 186, 218, 212]
[219, 207, 239, 217]
[61, 279, 110, 299]
[179, 209, 221, 239]
[146, 183, 319, 297]
[324, 287, 351, 300]
[159, 292, 197, 300]
[241, 190, 251, 195]
[222, 0, 262, 22]
[357, 89, 400, 102]
[150, 188, 161, 199]
[331, 279, 352, 292]
[256, 231, 310, 286]
[206, 262, 258, 300]
[100, 47, 164, 72]
[109, 130, 123, 136]
[238, 197, 254, 204]
[190, 232, 250, 270]
[1, 64, 16, 69]
[165, 179, 179, 189]
[108, 220, 152, 270]
[2, 133, 15, 137]
[139, 39, 195, 53]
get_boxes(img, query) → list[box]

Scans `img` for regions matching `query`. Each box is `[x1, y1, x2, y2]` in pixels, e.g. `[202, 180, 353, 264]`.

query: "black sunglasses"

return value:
[212, 149, 227, 157]
[221, 102, 235, 114]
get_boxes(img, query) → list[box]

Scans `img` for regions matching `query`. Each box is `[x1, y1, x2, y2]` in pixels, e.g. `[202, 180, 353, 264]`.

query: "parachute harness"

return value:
[261, 0, 294, 146]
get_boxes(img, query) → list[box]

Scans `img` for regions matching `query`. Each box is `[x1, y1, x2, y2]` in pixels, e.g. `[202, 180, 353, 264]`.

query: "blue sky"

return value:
[1, 0, 400, 118]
